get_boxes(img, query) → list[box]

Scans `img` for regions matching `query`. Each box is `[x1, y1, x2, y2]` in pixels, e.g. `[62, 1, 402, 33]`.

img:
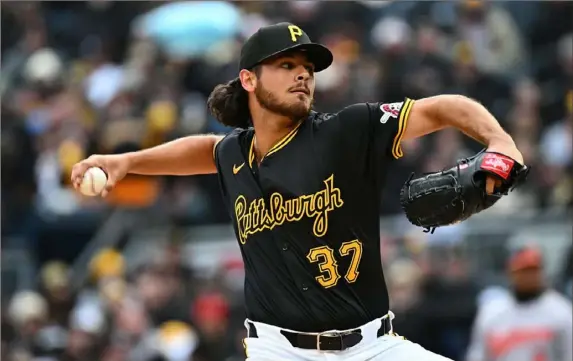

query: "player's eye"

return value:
[279, 61, 291, 69]
[280, 61, 314, 75]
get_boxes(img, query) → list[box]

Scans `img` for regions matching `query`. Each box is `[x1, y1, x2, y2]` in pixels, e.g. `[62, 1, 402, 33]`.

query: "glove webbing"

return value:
[403, 166, 466, 234]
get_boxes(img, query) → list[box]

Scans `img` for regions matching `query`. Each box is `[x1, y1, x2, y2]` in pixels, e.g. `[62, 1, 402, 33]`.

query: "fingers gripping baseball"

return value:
[71, 156, 94, 188]
[71, 154, 128, 197]
[102, 176, 117, 197]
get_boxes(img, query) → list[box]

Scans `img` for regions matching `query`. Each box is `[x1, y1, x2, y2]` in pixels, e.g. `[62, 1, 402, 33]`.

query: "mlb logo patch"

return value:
[380, 102, 403, 124]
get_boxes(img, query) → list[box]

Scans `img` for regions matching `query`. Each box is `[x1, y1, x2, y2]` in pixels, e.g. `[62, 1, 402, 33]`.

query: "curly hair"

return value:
[207, 66, 261, 129]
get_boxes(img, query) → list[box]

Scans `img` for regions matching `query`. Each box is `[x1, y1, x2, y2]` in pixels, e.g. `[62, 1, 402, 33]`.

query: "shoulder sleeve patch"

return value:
[379, 102, 404, 124]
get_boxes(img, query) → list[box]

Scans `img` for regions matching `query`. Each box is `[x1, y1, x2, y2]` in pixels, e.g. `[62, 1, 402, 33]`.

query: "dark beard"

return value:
[254, 84, 311, 121]
[513, 287, 545, 303]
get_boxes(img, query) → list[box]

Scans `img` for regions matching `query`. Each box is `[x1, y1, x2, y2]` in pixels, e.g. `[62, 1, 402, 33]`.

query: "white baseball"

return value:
[79, 167, 108, 196]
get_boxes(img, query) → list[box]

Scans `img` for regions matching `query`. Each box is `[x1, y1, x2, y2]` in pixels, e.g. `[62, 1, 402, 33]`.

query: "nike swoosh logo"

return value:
[233, 163, 245, 175]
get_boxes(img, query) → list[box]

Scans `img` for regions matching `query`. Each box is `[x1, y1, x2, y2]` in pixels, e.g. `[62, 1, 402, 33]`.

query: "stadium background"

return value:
[1, 1, 571, 361]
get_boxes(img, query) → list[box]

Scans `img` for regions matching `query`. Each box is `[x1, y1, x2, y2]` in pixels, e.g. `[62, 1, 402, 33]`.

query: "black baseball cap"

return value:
[239, 22, 333, 72]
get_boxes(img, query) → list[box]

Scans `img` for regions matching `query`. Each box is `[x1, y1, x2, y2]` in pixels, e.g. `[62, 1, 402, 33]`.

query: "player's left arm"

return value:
[403, 95, 523, 165]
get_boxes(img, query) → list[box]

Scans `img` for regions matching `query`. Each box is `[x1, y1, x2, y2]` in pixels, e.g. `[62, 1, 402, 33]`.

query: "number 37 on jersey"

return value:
[306, 239, 363, 288]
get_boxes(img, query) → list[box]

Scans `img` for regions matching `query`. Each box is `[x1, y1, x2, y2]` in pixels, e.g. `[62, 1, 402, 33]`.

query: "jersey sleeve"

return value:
[334, 98, 415, 160]
[213, 129, 243, 166]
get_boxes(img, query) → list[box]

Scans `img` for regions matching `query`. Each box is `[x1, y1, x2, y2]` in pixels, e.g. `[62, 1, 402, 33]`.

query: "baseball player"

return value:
[71, 23, 527, 361]
[466, 247, 573, 361]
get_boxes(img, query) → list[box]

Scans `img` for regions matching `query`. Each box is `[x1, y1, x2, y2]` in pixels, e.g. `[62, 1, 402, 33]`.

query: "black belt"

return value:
[247, 316, 392, 351]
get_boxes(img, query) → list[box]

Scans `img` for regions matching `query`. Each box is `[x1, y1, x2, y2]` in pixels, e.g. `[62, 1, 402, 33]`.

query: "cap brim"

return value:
[259, 43, 333, 72]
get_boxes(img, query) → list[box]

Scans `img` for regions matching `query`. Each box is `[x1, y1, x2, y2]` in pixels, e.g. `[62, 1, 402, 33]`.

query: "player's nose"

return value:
[296, 69, 311, 82]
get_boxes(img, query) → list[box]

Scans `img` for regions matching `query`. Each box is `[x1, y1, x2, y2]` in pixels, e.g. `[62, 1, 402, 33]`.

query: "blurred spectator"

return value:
[153, 320, 199, 361]
[466, 246, 573, 361]
[386, 258, 427, 343]
[63, 302, 108, 361]
[90, 248, 126, 281]
[558, 245, 573, 300]
[538, 91, 573, 209]
[6, 290, 52, 359]
[192, 291, 237, 361]
[39, 261, 76, 328]
[416, 245, 480, 360]
[455, 1, 526, 78]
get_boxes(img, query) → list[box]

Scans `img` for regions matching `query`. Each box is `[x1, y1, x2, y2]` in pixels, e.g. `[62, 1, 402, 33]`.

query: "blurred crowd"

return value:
[1, 1, 572, 361]
[2, 245, 250, 361]
[2, 241, 571, 361]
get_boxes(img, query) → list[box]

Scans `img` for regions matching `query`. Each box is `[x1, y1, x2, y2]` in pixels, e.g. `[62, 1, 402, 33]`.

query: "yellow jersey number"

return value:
[306, 239, 363, 288]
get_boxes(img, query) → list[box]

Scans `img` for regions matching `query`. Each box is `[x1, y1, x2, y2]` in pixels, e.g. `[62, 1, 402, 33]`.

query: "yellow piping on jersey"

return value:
[213, 137, 222, 161]
[249, 120, 303, 167]
[391, 98, 414, 159]
[249, 138, 255, 167]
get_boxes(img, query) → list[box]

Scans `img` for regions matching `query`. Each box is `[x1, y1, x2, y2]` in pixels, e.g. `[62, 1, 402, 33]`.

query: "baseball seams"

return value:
[87, 170, 97, 195]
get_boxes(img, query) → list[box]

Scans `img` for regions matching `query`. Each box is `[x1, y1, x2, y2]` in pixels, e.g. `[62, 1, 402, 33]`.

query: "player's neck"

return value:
[251, 110, 300, 162]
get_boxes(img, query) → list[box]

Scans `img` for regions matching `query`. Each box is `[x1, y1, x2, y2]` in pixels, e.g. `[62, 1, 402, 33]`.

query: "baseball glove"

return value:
[400, 150, 529, 233]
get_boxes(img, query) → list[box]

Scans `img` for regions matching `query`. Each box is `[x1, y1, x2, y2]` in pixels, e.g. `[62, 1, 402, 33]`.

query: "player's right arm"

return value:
[71, 135, 223, 196]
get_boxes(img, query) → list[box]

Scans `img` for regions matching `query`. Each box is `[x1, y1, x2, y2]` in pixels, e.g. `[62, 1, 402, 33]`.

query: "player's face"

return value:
[510, 267, 543, 293]
[254, 52, 315, 120]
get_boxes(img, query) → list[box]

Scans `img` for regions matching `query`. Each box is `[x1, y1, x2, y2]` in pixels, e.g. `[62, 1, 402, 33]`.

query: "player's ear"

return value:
[239, 69, 257, 93]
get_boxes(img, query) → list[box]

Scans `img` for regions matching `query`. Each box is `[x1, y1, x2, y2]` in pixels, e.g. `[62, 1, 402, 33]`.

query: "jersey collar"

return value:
[249, 120, 304, 168]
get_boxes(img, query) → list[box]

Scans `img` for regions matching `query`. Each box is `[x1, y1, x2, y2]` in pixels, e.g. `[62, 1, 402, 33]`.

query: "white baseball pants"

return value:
[242, 313, 453, 361]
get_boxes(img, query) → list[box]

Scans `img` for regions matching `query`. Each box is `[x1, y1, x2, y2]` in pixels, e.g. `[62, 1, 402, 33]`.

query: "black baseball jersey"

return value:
[213, 98, 415, 332]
